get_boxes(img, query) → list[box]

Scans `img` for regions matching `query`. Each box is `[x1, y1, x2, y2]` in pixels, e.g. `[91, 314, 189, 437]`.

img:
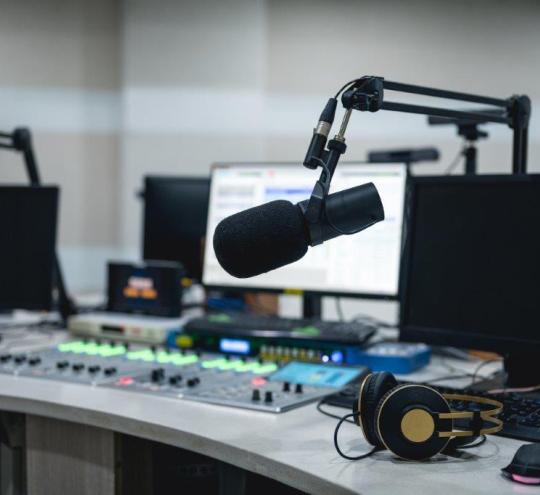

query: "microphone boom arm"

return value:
[302, 76, 530, 238]
[340, 76, 530, 174]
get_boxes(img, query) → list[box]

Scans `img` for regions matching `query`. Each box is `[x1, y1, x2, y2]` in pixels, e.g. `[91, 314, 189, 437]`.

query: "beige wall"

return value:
[1, 0, 539, 304]
[267, 0, 540, 98]
[0, 0, 121, 291]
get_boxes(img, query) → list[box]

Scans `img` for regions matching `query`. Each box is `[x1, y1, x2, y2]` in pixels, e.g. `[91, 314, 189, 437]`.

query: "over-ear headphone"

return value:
[351, 372, 503, 461]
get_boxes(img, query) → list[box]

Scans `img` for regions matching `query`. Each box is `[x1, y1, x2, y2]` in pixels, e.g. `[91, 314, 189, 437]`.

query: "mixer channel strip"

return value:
[0, 340, 337, 413]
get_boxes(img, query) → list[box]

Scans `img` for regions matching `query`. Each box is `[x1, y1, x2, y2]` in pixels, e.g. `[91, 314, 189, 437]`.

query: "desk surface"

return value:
[0, 331, 535, 495]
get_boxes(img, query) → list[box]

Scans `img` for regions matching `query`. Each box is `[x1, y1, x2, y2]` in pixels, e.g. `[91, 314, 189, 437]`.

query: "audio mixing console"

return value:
[0, 340, 365, 412]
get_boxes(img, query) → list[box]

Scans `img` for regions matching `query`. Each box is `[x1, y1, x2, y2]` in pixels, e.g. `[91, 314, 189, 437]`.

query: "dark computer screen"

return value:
[401, 175, 540, 353]
[107, 261, 183, 317]
[0, 186, 59, 311]
[142, 176, 210, 281]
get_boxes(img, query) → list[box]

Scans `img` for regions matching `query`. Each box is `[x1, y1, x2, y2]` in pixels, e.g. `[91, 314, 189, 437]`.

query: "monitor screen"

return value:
[203, 163, 407, 297]
[401, 175, 540, 352]
[143, 176, 210, 281]
[0, 186, 58, 311]
[107, 261, 183, 317]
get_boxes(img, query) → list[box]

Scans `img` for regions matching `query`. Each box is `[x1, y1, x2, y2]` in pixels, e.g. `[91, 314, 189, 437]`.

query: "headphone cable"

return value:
[334, 412, 382, 460]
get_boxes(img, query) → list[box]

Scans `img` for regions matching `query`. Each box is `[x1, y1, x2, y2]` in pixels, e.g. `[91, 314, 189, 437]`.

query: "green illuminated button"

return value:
[82, 343, 100, 355]
[253, 363, 278, 375]
[232, 362, 260, 373]
[218, 360, 244, 371]
[156, 351, 175, 364]
[201, 358, 227, 369]
[97, 345, 126, 357]
[292, 325, 320, 336]
[57, 343, 70, 352]
[171, 354, 198, 366]
[208, 314, 232, 323]
[126, 349, 155, 362]
[64, 342, 91, 354]
[58, 342, 80, 352]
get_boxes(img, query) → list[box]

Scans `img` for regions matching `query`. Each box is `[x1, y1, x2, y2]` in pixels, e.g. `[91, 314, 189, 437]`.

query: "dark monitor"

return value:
[107, 261, 183, 317]
[142, 176, 210, 281]
[400, 175, 540, 385]
[0, 186, 59, 311]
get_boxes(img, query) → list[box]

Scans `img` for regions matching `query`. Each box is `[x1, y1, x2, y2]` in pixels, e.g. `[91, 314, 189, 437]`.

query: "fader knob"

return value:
[295, 383, 303, 394]
[151, 368, 164, 382]
[264, 391, 273, 403]
[169, 374, 182, 386]
[251, 389, 261, 401]
[187, 377, 200, 387]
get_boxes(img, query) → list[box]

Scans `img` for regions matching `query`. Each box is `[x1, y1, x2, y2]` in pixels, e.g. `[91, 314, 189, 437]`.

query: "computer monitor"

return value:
[203, 162, 407, 298]
[142, 176, 210, 281]
[0, 186, 59, 311]
[400, 174, 540, 386]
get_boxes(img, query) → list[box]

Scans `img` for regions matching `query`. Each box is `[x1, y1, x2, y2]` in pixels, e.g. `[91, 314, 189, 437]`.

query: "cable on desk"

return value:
[423, 373, 475, 384]
[349, 313, 397, 329]
[487, 383, 540, 394]
[334, 412, 381, 460]
[316, 399, 355, 424]
[470, 359, 501, 385]
[456, 435, 487, 450]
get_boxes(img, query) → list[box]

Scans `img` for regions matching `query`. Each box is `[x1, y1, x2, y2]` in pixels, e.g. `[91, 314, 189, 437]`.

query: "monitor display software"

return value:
[203, 163, 407, 297]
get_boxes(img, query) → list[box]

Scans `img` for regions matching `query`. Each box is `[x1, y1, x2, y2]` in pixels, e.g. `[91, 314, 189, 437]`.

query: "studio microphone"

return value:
[213, 182, 384, 278]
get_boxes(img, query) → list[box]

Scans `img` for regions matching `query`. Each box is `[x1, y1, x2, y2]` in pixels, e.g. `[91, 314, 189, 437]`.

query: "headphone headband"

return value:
[438, 393, 503, 437]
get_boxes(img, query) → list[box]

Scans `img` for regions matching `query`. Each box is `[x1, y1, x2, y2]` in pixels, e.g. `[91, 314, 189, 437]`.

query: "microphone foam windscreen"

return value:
[213, 200, 309, 278]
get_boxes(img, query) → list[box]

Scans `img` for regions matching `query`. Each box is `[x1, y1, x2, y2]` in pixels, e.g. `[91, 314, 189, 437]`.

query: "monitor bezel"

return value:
[142, 175, 210, 282]
[399, 173, 540, 353]
[0, 185, 59, 311]
[203, 161, 409, 300]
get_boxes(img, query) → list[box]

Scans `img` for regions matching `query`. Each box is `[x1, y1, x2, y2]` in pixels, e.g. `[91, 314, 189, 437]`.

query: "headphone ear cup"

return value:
[373, 384, 410, 447]
[357, 372, 398, 448]
[374, 384, 453, 461]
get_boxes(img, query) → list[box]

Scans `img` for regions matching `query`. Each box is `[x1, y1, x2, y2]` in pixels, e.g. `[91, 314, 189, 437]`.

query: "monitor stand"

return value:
[471, 352, 540, 391]
[303, 294, 322, 319]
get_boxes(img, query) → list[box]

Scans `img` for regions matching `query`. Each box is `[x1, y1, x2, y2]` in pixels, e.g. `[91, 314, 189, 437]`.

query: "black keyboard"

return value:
[324, 381, 540, 443]
[185, 314, 376, 344]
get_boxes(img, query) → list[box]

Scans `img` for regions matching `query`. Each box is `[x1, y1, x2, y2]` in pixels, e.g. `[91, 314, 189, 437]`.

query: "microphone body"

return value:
[299, 182, 384, 243]
[213, 182, 384, 278]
